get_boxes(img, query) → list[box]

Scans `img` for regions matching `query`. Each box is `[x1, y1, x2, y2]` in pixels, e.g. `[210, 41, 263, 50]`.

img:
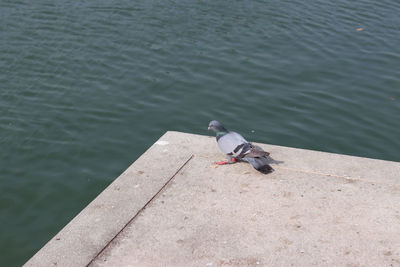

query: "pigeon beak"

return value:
[207, 126, 211, 130]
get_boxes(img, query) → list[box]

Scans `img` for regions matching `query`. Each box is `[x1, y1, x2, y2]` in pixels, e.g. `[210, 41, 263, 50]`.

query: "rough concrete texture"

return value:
[26, 131, 400, 267]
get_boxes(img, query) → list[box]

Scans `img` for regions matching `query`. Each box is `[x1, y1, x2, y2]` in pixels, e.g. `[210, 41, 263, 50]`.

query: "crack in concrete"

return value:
[86, 154, 194, 266]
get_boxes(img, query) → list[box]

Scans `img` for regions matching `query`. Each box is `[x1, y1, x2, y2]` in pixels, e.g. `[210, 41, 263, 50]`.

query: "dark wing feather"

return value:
[240, 144, 270, 158]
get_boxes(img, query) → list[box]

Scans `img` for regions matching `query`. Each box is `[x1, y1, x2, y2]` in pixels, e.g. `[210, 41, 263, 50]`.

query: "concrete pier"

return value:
[24, 131, 400, 266]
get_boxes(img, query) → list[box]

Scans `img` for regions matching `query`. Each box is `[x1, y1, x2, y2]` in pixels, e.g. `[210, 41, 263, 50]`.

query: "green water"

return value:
[1, 0, 399, 265]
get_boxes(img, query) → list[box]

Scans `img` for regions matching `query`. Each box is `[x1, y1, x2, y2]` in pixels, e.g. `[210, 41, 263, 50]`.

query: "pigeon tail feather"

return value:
[256, 163, 274, 174]
[243, 157, 274, 174]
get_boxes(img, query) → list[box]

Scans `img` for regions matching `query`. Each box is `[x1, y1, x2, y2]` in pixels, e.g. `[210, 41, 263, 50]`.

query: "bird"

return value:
[208, 120, 274, 174]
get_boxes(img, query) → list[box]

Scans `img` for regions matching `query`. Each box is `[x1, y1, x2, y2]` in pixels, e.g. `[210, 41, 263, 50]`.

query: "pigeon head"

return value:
[208, 120, 228, 134]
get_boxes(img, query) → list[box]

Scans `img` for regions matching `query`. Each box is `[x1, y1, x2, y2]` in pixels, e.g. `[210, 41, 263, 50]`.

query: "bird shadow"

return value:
[267, 156, 284, 165]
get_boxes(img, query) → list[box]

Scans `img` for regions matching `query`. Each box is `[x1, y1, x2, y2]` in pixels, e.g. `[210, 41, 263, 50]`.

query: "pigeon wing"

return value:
[243, 144, 270, 158]
[217, 131, 248, 155]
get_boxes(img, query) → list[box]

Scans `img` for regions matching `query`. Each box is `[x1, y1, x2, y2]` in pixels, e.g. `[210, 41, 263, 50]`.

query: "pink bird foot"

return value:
[216, 158, 238, 165]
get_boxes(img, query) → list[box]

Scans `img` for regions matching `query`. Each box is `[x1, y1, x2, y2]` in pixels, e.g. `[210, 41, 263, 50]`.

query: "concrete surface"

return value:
[25, 131, 400, 267]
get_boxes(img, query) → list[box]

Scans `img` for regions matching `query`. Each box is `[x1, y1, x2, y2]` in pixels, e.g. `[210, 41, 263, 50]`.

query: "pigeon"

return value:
[208, 120, 274, 174]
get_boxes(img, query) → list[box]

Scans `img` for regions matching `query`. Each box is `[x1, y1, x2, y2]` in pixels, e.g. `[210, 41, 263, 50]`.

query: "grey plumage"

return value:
[208, 120, 273, 174]
[241, 157, 273, 174]
[217, 132, 247, 156]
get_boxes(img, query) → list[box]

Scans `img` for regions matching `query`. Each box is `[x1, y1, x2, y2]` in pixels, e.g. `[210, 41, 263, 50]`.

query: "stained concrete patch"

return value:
[25, 131, 400, 267]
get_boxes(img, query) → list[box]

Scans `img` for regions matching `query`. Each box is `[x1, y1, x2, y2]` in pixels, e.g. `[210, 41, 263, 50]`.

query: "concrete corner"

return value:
[25, 131, 400, 266]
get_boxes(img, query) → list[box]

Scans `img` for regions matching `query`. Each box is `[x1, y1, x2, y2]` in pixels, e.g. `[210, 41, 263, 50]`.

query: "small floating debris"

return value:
[356, 27, 364, 31]
[390, 97, 395, 101]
